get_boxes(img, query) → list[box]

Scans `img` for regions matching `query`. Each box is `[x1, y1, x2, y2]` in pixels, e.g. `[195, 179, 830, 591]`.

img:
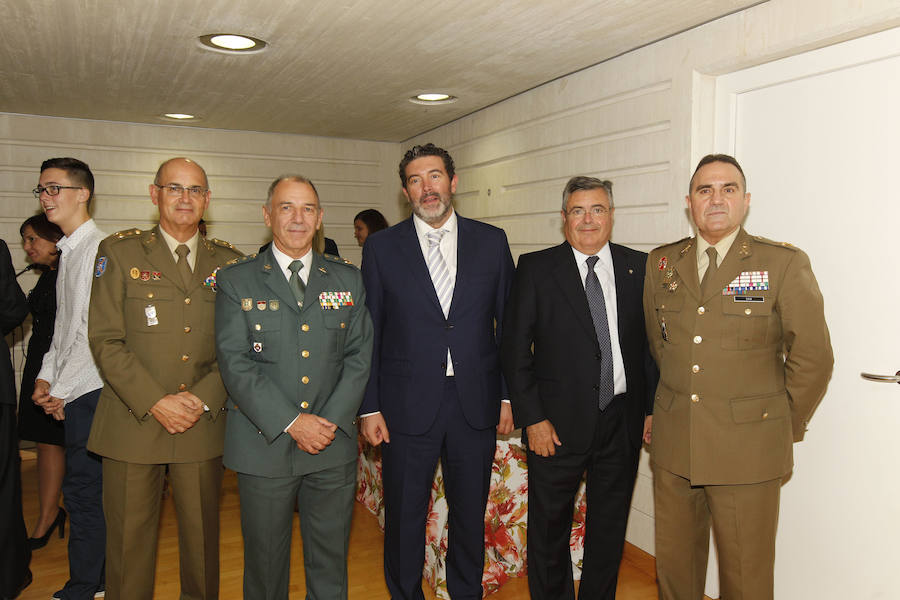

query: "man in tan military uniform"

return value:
[87, 158, 242, 599]
[643, 154, 833, 600]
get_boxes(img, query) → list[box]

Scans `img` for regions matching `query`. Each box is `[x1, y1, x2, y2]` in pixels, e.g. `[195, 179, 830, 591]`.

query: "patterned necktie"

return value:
[700, 247, 718, 296]
[426, 229, 453, 317]
[175, 244, 192, 288]
[585, 255, 615, 410]
[288, 260, 305, 308]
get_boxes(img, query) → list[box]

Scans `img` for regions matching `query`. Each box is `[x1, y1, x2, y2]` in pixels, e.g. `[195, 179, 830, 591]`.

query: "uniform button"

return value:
[184, 297, 192, 305]
[744, 307, 752, 315]
[762, 411, 769, 419]
[301, 324, 310, 332]
[691, 364, 700, 373]
[660, 304, 666, 310]
[301, 401, 309, 409]
[592, 384, 600, 391]
[181, 354, 190, 362]
[691, 394, 699, 402]
[178, 383, 187, 391]
[254, 324, 261, 331]
[340, 322, 346, 329]
[147, 292, 154, 299]
[301, 376, 309, 384]
[697, 306, 705, 314]
[301, 350, 310, 358]
[183, 326, 192, 333]
[693, 335, 702, 344]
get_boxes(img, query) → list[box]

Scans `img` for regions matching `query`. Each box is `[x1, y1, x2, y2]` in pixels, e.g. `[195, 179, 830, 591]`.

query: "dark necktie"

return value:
[288, 260, 305, 308]
[175, 244, 192, 287]
[585, 255, 615, 410]
[700, 247, 718, 296]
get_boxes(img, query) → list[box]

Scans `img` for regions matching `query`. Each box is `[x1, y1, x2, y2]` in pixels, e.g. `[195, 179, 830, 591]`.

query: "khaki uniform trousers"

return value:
[653, 464, 781, 600]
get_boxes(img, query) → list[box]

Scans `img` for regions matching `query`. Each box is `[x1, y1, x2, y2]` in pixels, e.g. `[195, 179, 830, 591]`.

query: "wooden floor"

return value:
[18, 451, 667, 599]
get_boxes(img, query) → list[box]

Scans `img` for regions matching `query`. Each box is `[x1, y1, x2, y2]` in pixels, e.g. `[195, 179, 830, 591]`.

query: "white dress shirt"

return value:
[37, 218, 106, 403]
[158, 227, 200, 271]
[571, 243, 627, 396]
[413, 210, 457, 376]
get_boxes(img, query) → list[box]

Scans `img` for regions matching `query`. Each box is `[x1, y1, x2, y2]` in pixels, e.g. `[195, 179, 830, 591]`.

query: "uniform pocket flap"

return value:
[654, 383, 675, 411]
[730, 392, 789, 424]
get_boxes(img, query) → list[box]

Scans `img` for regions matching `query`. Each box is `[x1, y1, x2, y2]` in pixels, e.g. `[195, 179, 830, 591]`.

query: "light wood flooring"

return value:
[18, 451, 669, 599]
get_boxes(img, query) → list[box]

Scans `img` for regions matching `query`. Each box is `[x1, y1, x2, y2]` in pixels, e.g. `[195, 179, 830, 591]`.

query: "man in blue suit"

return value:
[359, 143, 515, 599]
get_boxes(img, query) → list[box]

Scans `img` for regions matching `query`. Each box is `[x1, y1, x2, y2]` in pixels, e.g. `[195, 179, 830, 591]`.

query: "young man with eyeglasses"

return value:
[31, 157, 108, 599]
[85, 158, 242, 600]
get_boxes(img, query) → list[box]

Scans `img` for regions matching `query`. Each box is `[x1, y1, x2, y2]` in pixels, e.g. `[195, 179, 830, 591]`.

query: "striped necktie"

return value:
[585, 255, 615, 410]
[426, 229, 453, 317]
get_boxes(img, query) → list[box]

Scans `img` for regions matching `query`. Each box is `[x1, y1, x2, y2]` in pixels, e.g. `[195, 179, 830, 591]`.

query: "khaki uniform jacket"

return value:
[87, 226, 243, 463]
[643, 228, 833, 485]
[215, 249, 373, 478]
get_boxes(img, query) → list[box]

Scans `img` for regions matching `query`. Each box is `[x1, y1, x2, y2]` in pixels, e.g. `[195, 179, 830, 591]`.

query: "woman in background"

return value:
[353, 209, 389, 246]
[18, 214, 66, 550]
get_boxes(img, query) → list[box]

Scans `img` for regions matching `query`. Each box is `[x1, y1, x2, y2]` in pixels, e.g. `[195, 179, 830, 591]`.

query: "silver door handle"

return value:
[860, 371, 900, 383]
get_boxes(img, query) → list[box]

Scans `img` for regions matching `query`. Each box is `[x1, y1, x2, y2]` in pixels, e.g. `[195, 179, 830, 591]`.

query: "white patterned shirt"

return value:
[37, 219, 106, 403]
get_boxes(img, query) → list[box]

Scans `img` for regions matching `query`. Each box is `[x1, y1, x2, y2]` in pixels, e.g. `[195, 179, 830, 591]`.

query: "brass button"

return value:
[691, 364, 700, 373]
[184, 297, 192, 305]
[693, 336, 702, 344]
[697, 306, 705, 314]
[301, 376, 309, 384]
[254, 323, 261, 331]
[301, 350, 310, 358]
[183, 326, 192, 333]
[301, 324, 310, 332]
[178, 383, 187, 391]
[181, 354, 190, 362]
[691, 394, 699, 402]
[340, 322, 346, 329]
[660, 304, 665, 310]
[744, 307, 752, 315]
[147, 292, 154, 299]
[301, 401, 309, 409]
[762, 411, 769, 419]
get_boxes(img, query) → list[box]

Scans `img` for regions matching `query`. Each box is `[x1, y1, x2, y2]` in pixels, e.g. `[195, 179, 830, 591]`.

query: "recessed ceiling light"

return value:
[163, 113, 196, 120]
[409, 93, 458, 106]
[198, 33, 268, 54]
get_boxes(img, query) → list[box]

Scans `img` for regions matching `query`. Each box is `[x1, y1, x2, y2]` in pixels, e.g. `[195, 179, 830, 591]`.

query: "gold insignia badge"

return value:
[130, 267, 140, 279]
[668, 281, 679, 292]
[241, 298, 252, 311]
[269, 300, 280, 311]
[263, 264, 272, 271]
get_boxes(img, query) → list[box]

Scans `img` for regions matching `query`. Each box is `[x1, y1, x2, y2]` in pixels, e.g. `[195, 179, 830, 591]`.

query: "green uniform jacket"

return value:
[215, 248, 373, 478]
[87, 226, 243, 463]
[643, 228, 833, 485]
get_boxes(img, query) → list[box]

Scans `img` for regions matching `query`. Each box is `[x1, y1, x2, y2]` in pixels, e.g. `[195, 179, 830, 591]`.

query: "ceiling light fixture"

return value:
[409, 93, 458, 106]
[163, 113, 196, 120]
[198, 33, 268, 54]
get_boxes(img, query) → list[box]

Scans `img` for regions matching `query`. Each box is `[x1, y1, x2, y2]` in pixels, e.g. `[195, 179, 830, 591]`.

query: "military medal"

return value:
[723, 270, 769, 295]
[140, 270, 150, 282]
[269, 300, 279, 311]
[658, 256, 667, 270]
[145, 304, 158, 327]
[252, 342, 263, 353]
[130, 267, 140, 279]
[152, 271, 161, 281]
[668, 281, 678, 292]
[256, 300, 267, 311]
[242, 298, 252, 311]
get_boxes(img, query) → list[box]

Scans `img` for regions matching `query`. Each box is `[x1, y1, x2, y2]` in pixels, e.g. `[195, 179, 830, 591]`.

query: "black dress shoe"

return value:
[28, 507, 66, 550]
[2, 568, 32, 599]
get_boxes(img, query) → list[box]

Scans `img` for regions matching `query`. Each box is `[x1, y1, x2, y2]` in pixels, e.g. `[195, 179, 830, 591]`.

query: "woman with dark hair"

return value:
[18, 213, 66, 550]
[353, 209, 389, 246]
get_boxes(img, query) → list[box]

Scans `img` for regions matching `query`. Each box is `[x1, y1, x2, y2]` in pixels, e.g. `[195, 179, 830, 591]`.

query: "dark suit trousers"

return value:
[526, 394, 640, 600]
[60, 389, 105, 600]
[0, 403, 31, 598]
[381, 377, 495, 600]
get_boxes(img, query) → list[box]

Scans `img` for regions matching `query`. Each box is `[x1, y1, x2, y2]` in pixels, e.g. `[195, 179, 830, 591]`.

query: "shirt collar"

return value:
[157, 226, 200, 260]
[270, 243, 313, 281]
[58, 218, 99, 252]
[696, 227, 741, 267]
[413, 208, 457, 240]
[570, 241, 612, 273]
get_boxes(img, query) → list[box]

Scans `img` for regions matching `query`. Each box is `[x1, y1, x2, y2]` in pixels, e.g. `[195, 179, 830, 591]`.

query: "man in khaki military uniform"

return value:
[215, 175, 373, 600]
[643, 154, 833, 600]
[87, 158, 242, 599]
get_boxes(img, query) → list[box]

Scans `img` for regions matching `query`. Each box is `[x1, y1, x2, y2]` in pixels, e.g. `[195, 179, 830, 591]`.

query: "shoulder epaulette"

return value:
[752, 235, 799, 251]
[209, 237, 238, 251]
[323, 253, 356, 267]
[225, 253, 257, 267]
[111, 228, 143, 240]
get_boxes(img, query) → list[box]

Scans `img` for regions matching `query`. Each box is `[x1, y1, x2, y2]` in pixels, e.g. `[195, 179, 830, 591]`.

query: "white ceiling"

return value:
[0, 0, 763, 142]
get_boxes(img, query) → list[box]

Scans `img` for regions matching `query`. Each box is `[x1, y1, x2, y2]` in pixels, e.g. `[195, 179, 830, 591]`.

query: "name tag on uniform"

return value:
[734, 296, 765, 302]
[145, 304, 159, 326]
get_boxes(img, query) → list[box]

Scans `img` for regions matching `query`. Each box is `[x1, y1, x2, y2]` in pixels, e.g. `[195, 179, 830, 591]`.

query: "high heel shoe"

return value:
[28, 507, 66, 550]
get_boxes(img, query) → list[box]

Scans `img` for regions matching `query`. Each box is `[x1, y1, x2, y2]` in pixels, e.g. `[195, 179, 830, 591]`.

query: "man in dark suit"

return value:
[0, 239, 32, 599]
[501, 176, 657, 600]
[359, 143, 515, 600]
[216, 175, 373, 600]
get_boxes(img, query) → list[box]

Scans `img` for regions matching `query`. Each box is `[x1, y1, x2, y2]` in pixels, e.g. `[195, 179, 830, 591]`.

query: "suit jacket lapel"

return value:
[450, 216, 475, 318]
[552, 242, 598, 347]
[398, 218, 444, 315]
[302, 254, 331, 316]
[140, 226, 183, 290]
[260, 247, 300, 315]
[672, 238, 701, 301]
[700, 227, 753, 303]
[193, 238, 221, 292]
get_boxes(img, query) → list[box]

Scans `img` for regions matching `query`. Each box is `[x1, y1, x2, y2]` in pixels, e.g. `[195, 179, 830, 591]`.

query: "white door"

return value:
[712, 27, 900, 599]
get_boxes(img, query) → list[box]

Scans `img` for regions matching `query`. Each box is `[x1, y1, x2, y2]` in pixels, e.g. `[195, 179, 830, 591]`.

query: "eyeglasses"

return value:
[567, 205, 611, 218]
[32, 185, 83, 198]
[154, 183, 208, 199]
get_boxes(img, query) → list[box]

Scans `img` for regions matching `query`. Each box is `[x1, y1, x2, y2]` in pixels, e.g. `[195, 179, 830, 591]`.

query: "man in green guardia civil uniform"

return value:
[643, 154, 833, 600]
[88, 157, 243, 599]
[215, 175, 373, 600]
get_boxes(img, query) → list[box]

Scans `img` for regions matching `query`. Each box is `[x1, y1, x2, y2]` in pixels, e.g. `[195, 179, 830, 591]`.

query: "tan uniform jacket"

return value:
[87, 226, 242, 463]
[643, 228, 833, 485]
